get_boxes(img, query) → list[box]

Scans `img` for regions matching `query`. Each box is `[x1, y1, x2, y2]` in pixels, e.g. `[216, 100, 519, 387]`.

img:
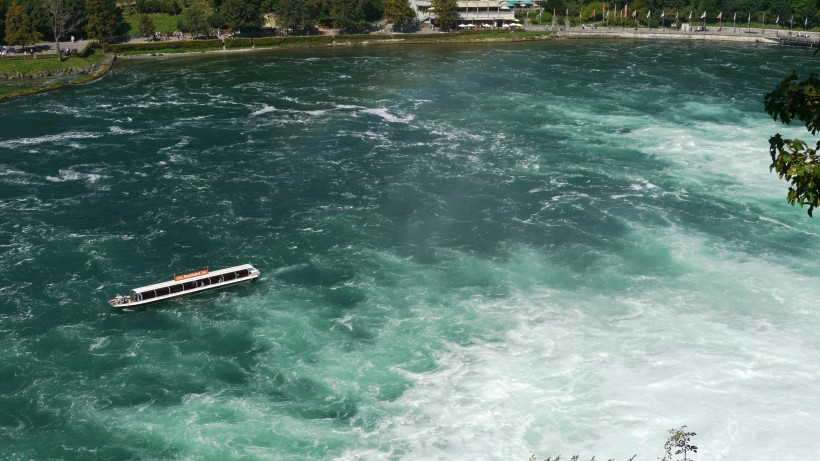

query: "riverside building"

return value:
[410, 1, 519, 28]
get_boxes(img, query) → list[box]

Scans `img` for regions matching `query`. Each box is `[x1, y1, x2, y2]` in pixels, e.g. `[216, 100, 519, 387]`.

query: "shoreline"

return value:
[0, 52, 115, 102]
[0, 27, 804, 100]
[557, 27, 784, 44]
[114, 28, 784, 62]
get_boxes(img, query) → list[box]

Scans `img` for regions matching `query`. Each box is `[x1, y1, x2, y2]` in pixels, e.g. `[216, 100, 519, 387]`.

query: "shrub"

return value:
[224, 37, 252, 48]
[253, 35, 333, 47]
[108, 38, 223, 52]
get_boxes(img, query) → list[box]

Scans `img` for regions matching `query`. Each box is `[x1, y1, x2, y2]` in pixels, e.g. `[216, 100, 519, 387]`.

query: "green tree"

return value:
[661, 425, 698, 461]
[0, 0, 9, 43]
[84, 0, 120, 41]
[361, 0, 382, 21]
[137, 12, 153, 36]
[42, 0, 82, 58]
[163, 0, 180, 15]
[207, 11, 223, 28]
[383, 0, 414, 30]
[331, 0, 366, 33]
[764, 71, 820, 216]
[273, 0, 319, 34]
[183, 5, 209, 35]
[221, 0, 263, 32]
[431, 0, 456, 30]
[4, 3, 42, 45]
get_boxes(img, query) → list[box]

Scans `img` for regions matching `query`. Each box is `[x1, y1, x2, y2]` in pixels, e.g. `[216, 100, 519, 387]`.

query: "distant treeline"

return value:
[1, 0, 817, 47]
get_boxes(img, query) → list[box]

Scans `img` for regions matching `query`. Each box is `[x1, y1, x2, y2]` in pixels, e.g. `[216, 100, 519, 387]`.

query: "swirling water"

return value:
[1, 40, 819, 460]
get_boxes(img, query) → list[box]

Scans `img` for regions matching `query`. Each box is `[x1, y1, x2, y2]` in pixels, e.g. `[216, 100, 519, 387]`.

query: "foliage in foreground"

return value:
[529, 456, 636, 461]
[764, 71, 820, 216]
[660, 425, 698, 461]
[530, 425, 698, 461]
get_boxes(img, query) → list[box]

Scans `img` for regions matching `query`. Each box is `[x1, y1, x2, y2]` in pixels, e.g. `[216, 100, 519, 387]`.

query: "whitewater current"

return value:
[1, 40, 819, 460]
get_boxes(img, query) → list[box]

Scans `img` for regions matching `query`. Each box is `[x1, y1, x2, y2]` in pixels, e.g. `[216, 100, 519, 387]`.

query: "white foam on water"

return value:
[250, 105, 277, 117]
[627, 117, 802, 203]
[0, 167, 42, 186]
[0, 131, 101, 149]
[360, 108, 414, 124]
[45, 168, 105, 184]
[339, 228, 820, 460]
[108, 126, 139, 135]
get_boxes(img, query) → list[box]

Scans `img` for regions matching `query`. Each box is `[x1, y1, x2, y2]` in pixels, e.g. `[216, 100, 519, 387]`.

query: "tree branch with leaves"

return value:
[661, 425, 698, 461]
[43, 0, 83, 59]
[764, 71, 820, 216]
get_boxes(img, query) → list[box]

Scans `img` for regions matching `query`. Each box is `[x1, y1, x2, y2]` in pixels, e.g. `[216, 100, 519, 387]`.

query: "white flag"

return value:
[647, 10, 651, 18]
[776, 15, 780, 24]
[701, 11, 706, 19]
[689, 11, 693, 20]
[733, 12, 736, 21]
[660, 10, 665, 18]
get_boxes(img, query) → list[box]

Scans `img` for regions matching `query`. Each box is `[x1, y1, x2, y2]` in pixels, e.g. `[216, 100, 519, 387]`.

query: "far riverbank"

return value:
[556, 23, 814, 44]
[2, 25, 811, 101]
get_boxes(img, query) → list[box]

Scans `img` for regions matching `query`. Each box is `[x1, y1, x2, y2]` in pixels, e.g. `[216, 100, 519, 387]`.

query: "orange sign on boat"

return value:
[174, 268, 209, 281]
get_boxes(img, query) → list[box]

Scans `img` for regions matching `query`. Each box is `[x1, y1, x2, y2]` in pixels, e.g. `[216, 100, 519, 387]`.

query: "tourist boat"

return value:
[109, 264, 260, 308]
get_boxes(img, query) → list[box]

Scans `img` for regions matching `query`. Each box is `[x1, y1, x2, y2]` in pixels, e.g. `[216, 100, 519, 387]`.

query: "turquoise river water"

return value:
[1, 40, 819, 460]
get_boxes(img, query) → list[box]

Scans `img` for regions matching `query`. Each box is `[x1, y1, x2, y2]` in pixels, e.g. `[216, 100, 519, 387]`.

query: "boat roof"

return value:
[132, 264, 256, 293]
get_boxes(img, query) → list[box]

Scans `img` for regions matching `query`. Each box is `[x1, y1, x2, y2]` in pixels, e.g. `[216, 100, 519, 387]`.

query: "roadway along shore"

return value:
[554, 25, 800, 44]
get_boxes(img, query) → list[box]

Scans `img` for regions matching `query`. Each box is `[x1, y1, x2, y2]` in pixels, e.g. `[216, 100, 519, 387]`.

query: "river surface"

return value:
[1, 40, 819, 460]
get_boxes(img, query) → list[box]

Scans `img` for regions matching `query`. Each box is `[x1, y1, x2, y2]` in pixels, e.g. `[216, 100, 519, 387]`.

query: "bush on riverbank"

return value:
[224, 37, 253, 49]
[108, 39, 223, 53]
[253, 35, 334, 47]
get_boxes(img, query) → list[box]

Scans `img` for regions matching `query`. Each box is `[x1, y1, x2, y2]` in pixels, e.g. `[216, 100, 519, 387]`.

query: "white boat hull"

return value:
[109, 264, 259, 308]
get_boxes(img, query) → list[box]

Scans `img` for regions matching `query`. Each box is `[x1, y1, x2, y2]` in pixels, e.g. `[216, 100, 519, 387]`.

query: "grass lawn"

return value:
[0, 48, 107, 97]
[123, 13, 186, 36]
[0, 48, 104, 77]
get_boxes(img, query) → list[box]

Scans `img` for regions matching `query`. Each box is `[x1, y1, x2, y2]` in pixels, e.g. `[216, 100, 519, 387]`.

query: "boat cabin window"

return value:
[139, 290, 156, 301]
[223, 272, 237, 282]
